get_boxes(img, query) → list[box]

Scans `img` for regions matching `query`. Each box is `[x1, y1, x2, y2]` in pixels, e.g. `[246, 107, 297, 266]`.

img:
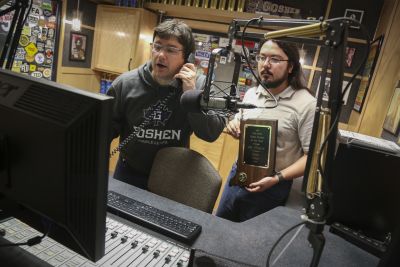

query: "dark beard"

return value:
[261, 76, 287, 89]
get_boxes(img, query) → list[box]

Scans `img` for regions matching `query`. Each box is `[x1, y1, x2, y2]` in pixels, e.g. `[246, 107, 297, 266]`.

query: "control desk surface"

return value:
[0, 178, 379, 267]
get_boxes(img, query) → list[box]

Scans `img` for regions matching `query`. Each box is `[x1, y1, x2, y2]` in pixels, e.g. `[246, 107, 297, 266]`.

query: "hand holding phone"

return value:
[170, 53, 196, 90]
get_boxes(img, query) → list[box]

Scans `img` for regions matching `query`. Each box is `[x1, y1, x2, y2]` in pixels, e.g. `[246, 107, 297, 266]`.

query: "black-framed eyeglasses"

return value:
[255, 55, 289, 64]
[150, 43, 183, 55]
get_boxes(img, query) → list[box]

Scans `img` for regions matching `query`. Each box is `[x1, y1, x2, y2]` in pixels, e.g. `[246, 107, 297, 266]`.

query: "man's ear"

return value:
[288, 62, 294, 74]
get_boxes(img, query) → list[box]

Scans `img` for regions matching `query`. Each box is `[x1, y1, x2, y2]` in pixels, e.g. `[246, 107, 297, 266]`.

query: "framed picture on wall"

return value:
[382, 82, 400, 135]
[353, 35, 384, 112]
[70, 32, 87, 62]
[344, 9, 364, 29]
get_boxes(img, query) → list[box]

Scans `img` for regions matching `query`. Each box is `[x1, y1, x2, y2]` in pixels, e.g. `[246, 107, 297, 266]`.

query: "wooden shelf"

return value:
[144, 3, 281, 25]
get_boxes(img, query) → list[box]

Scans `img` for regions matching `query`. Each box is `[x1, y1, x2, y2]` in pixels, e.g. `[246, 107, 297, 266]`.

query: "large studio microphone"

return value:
[180, 90, 257, 113]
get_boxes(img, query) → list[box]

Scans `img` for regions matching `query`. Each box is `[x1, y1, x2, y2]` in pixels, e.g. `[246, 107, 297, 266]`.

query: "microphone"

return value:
[180, 90, 257, 113]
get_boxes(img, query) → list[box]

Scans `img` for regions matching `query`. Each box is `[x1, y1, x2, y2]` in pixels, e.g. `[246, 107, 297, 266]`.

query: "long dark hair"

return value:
[153, 19, 195, 62]
[259, 39, 308, 91]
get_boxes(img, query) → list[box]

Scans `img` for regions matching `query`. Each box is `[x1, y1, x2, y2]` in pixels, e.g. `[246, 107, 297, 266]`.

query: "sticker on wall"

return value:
[41, 27, 48, 41]
[45, 39, 54, 49]
[45, 58, 52, 65]
[19, 35, 30, 47]
[47, 28, 55, 39]
[22, 26, 31, 36]
[15, 48, 26, 60]
[48, 15, 56, 23]
[29, 36, 37, 43]
[31, 5, 43, 16]
[36, 42, 45, 52]
[29, 64, 37, 72]
[42, 2, 53, 17]
[12, 66, 21, 73]
[35, 53, 45, 64]
[27, 15, 39, 26]
[219, 38, 229, 48]
[20, 63, 29, 73]
[31, 26, 41, 37]
[238, 77, 246, 86]
[195, 50, 211, 60]
[24, 42, 38, 56]
[31, 71, 43, 78]
[45, 48, 53, 58]
[200, 60, 209, 69]
[38, 18, 46, 28]
[220, 56, 227, 64]
[42, 68, 52, 78]
[12, 61, 22, 73]
[25, 54, 35, 63]
[46, 21, 56, 29]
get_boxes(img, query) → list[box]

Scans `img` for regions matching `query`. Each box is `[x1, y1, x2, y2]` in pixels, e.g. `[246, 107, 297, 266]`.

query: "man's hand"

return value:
[246, 175, 279, 193]
[174, 63, 196, 92]
[226, 118, 241, 138]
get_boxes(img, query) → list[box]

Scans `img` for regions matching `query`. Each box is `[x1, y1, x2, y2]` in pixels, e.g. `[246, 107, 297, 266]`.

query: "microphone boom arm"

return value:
[211, 17, 360, 267]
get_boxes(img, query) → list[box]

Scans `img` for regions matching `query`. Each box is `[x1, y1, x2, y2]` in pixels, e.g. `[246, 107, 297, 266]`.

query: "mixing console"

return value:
[0, 215, 193, 267]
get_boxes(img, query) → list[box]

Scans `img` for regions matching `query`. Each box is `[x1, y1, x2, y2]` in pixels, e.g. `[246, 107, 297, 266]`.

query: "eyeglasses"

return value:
[255, 55, 289, 64]
[150, 43, 183, 55]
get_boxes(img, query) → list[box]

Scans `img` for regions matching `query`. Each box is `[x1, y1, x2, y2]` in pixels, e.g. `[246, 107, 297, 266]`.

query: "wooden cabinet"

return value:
[92, 6, 157, 74]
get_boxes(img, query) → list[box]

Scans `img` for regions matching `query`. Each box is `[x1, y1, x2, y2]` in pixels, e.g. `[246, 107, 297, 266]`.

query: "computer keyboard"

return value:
[339, 130, 400, 154]
[107, 191, 202, 243]
[0, 215, 193, 267]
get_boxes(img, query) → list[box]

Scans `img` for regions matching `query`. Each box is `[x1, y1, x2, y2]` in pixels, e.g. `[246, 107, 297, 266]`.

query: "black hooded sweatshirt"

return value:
[107, 61, 225, 176]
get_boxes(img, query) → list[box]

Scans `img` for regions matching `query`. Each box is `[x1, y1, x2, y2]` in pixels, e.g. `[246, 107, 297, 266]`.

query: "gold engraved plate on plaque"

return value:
[230, 119, 278, 187]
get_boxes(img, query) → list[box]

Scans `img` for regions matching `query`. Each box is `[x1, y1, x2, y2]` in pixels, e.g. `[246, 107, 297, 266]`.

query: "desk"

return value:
[0, 178, 379, 267]
[109, 179, 378, 267]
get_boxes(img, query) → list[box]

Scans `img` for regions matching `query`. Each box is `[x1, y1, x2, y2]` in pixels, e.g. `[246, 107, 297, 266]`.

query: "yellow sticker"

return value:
[24, 43, 38, 56]
[29, 64, 37, 72]
[22, 26, 31, 36]
[25, 54, 35, 63]
[19, 35, 30, 47]
[238, 77, 246, 85]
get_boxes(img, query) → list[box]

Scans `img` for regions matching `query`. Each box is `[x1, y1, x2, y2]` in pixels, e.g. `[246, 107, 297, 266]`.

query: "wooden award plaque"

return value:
[230, 119, 278, 187]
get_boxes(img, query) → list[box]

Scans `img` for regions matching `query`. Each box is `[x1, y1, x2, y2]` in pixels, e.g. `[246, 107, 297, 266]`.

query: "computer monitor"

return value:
[0, 69, 113, 261]
[328, 142, 400, 248]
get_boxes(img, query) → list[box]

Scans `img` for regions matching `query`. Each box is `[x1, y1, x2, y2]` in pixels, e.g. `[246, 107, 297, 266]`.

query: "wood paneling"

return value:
[57, 67, 100, 93]
[109, 138, 120, 172]
[355, 0, 400, 136]
[92, 6, 157, 74]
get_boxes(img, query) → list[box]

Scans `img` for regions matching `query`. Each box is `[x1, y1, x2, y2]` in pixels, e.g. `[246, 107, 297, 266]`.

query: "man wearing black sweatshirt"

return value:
[107, 19, 225, 189]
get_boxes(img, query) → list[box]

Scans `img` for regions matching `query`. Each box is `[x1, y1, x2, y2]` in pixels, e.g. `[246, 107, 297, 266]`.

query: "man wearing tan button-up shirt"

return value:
[216, 39, 316, 222]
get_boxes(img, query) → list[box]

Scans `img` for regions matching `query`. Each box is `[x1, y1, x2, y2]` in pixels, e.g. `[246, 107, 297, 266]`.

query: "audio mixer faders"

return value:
[0, 215, 193, 267]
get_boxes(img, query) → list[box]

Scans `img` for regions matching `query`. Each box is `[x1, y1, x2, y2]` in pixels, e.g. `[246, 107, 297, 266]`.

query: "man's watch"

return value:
[275, 171, 285, 183]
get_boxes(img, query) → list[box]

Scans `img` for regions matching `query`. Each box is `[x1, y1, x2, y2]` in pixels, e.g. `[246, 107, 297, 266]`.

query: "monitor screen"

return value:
[0, 69, 113, 261]
[328, 142, 400, 243]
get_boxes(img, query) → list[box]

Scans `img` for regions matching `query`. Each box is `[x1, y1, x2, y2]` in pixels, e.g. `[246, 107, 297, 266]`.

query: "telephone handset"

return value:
[170, 52, 195, 88]
[186, 52, 195, 64]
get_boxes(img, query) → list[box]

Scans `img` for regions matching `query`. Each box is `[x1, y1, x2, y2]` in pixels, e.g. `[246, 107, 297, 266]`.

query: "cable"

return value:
[109, 89, 178, 158]
[272, 223, 305, 265]
[266, 221, 306, 267]
[0, 222, 51, 248]
[316, 18, 371, 190]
